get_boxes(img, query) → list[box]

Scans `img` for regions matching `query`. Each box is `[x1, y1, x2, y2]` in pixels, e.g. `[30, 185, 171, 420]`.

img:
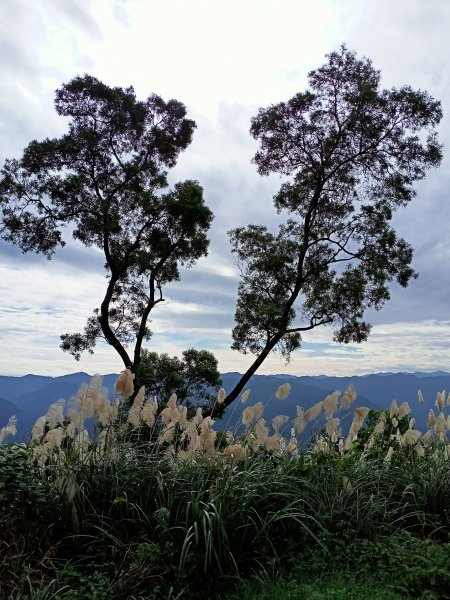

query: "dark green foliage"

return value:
[0, 75, 213, 373]
[222, 46, 442, 409]
[0, 443, 59, 540]
[351, 408, 409, 455]
[2, 439, 450, 599]
[137, 348, 222, 410]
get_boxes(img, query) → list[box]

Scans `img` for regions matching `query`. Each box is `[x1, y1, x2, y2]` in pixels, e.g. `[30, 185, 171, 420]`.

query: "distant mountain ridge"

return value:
[1, 371, 449, 442]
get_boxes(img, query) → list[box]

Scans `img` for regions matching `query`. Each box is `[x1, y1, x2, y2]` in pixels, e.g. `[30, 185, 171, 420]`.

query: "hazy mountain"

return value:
[0, 370, 448, 442]
[0, 397, 23, 430]
[0, 374, 54, 399]
[0, 373, 118, 441]
[216, 373, 378, 437]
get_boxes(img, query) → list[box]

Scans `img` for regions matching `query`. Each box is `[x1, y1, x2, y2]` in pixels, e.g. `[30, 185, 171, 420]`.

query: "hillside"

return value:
[1, 371, 449, 442]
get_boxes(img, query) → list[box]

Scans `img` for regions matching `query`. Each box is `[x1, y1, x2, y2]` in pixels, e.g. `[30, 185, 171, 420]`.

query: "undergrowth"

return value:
[1, 370, 449, 598]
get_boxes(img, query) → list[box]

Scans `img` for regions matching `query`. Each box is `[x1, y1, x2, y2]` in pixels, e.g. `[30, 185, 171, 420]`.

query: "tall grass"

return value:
[1, 370, 449, 598]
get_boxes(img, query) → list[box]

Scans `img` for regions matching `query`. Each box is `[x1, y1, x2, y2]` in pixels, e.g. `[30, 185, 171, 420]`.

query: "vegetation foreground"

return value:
[1, 371, 450, 599]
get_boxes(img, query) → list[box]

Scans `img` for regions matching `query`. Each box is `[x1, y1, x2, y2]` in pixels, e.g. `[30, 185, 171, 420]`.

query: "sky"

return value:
[0, 0, 450, 378]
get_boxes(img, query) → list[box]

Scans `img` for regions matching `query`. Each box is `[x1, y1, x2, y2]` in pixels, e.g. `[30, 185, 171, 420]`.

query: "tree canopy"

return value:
[0, 75, 214, 374]
[0, 48, 444, 414]
[138, 348, 222, 411]
[217, 46, 442, 413]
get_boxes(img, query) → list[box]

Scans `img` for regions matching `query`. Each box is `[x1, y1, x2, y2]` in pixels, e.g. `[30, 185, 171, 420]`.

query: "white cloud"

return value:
[1, 0, 450, 376]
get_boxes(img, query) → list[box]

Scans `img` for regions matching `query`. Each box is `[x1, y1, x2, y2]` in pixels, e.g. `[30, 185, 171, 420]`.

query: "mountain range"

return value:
[1, 371, 449, 442]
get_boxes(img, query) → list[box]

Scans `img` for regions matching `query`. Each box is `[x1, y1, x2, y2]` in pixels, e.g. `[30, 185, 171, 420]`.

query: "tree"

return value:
[214, 46, 442, 415]
[0, 75, 214, 374]
[138, 348, 222, 411]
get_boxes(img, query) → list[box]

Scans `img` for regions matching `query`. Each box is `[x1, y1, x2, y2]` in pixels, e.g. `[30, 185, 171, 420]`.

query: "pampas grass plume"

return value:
[241, 389, 251, 403]
[326, 417, 340, 437]
[31, 416, 46, 441]
[115, 368, 135, 399]
[242, 402, 264, 427]
[373, 413, 386, 435]
[74, 430, 90, 453]
[389, 400, 399, 418]
[353, 407, 370, 424]
[254, 418, 269, 442]
[415, 441, 425, 457]
[435, 413, 447, 434]
[323, 391, 339, 419]
[304, 401, 323, 423]
[402, 428, 421, 446]
[341, 384, 357, 409]
[397, 402, 410, 420]
[436, 390, 446, 412]
[223, 443, 246, 463]
[293, 406, 306, 434]
[427, 409, 437, 428]
[276, 383, 291, 400]
[272, 415, 289, 433]
[264, 434, 281, 451]
[384, 446, 394, 463]
[0, 415, 17, 444]
[46, 400, 64, 430]
[141, 398, 158, 427]
[44, 427, 65, 450]
[127, 386, 146, 427]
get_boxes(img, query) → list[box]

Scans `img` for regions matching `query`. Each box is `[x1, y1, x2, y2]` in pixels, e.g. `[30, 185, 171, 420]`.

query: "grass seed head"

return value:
[341, 384, 357, 409]
[354, 407, 370, 423]
[115, 368, 135, 399]
[427, 409, 437, 428]
[264, 434, 282, 451]
[397, 402, 410, 420]
[272, 414, 289, 433]
[373, 413, 387, 435]
[326, 417, 340, 437]
[74, 429, 90, 454]
[304, 400, 323, 423]
[217, 388, 226, 404]
[44, 426, 65, 450]
[389, 400, 399, 418]
[158, 425, 175, 445]
[276, 382, 291, 400]
[0, 415, 17, 444]
[293, 406, 306, 434]
[415, 441, 425, 457]
[254, 418, 269, 442]
[242, 402, 264, 427]
[31, 416, 46, 442]
[436, 390, 446, 412]
[323, 391, 339, 419]
[435, 413, 447, 434]
[223, 443, 246, 463]
[141, 397, 158, 428]
[402, 428, 421, 446]
[384, 446, 394, 463]
[46, 400, 64, 430]
[421, 430, 434, 446]
[241, 389, 251, 403]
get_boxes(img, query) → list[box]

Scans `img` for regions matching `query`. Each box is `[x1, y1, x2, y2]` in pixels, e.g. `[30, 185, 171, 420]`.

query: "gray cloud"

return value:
[51, 0, 103, 39]
[1, 0, 450, 376]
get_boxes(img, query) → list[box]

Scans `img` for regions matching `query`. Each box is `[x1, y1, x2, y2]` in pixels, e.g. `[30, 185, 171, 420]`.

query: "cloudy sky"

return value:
[1, 0, 450, 377]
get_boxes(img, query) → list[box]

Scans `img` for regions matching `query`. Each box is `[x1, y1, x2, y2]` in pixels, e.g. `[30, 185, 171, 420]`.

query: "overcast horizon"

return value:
[1, 0, 450, 378]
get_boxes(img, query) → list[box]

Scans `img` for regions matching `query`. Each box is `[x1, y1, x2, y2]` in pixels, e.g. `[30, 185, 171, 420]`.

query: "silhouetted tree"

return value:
[138, 348, 222, 411]
[215, 46, 442, 414]
[0, 76, 213, 374]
